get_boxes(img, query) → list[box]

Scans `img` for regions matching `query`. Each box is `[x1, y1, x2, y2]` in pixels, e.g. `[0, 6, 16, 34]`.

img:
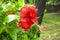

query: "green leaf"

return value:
[15, 15, 20, 20]
[18, 0, 24, 7]
[23, 34, 29, 40]
[4, 15, 19, 23]
[6, 20, 18, 40]
[0, 12, 6, 22]
[7, 28, 17, 40]
[0, 6, 3, 12]
[15, 0, 25, 10]
[0, 1, 2, 5]
[32, 34, 39, 40]
[30, 24, 40, 34]
[0, 23, 5, 34]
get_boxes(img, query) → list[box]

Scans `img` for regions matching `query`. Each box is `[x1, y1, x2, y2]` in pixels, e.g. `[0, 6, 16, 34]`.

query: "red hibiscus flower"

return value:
[18, 5, 38, 31]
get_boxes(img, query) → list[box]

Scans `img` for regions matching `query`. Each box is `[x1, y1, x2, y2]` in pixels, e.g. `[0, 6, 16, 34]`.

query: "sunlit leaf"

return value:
[23, 34, 29, 40]
[4, 14, 19, 23]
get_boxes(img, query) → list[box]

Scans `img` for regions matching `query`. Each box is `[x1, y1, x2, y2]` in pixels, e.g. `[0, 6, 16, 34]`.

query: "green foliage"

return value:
[0, 23, 5, 34]
[6, 20, 18, 40]
[0, 0, 40, 40]
[28, 0, 36, 5]
[47, 0, 60, 4]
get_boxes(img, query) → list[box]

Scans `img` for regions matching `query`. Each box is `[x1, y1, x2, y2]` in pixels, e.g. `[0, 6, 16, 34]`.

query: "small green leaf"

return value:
[15, 0, 25, 10]
[0, 23, 5, 34]
[32, 34, 39, 40]
[0, 6, 3, 11]
[23, 34, 29, 40]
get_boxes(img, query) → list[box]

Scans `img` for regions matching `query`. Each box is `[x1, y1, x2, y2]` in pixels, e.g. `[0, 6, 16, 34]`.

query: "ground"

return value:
[40, 12, 60, 40]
